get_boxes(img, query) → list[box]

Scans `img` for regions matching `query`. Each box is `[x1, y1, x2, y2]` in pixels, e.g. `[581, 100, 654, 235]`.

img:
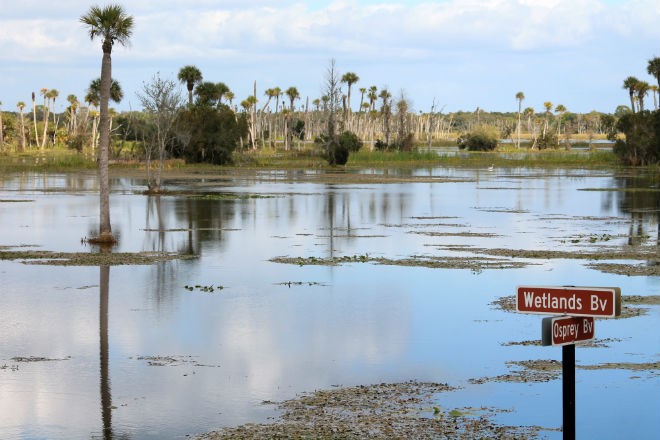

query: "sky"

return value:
[1, 0, 659, 115]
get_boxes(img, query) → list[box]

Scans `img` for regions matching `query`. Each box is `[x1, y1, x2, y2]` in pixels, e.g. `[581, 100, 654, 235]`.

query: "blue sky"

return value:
[1, 0, 659, 115]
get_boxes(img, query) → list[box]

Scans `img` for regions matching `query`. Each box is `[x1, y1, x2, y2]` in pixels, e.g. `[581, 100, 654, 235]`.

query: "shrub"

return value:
[338, 130, 363, 152]
[613, 110, 660, 165]
[326, 140, 349, 165]
[457, 125, 499, 151]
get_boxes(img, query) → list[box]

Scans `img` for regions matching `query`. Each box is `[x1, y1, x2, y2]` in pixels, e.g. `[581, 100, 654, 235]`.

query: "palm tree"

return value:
[66, 94, 79, 135]
[367, 86, 378, 111]
[648, 57, 660, 89]
[215, 82, 230, 106]
[40, 88, 50, 150]
[177, 65, 203, 106]
[224, 91, 234, 108]
[515, 91, 524, 149]
[87, 78, 123, 152]
[543, 101, 553, 136]
[555, 104, 566, 135]
[48, 88, 59, 129]
[31, 91, 39, 148]
[636, 81, 650, 111]
[80, 4, 134, 244]
[194, 81, 221, 107]
[340, 72, 359, 112]
[16, 101, 26, 151]
[271, 87, 282, 113]
[358, 87, 366, 112]
[623, 76, 639, 112]
[285, 86, 299, 111]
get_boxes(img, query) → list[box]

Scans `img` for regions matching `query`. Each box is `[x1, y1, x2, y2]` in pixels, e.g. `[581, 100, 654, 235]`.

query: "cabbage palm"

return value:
[177, 65, 202, 106]
[340, 72, 359, 112]
[648, 57, 660, 89]
[636, 81, 650, 111]
[515, 91, 524, 148]
[623, 76, 639, 112]
[285, 86, 299, 111]
[16, 101, 26, 151]
[555, 104, 566, 136]
[80, 4, 134, 243]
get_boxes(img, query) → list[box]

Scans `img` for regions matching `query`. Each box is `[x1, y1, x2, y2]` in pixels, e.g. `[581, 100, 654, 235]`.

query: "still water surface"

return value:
[0, 167, 659, 439]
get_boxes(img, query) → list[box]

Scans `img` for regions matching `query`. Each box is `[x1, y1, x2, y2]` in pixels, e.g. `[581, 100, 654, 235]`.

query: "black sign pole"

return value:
[562, 343, 576, 440]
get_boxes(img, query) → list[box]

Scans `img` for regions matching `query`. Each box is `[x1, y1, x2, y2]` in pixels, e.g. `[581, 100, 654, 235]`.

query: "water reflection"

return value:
[1, 169, 659, 440]
[614, 173, 660, 245]
[99, 265, 112, 439]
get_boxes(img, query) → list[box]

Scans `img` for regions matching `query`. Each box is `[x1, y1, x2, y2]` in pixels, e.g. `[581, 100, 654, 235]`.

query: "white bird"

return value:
[487, 164, 494, 171]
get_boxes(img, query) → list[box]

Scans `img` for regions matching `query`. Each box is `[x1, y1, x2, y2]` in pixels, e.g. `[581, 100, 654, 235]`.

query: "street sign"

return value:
[542, 316, 595, 346]
[516, 285, 621, 317]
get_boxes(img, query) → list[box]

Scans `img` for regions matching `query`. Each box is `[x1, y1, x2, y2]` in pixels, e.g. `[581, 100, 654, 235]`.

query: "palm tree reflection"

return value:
[100, 265, 112, 439]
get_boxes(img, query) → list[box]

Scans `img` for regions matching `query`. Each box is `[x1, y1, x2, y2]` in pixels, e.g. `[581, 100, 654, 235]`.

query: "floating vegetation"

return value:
[587, 262, 660, 276]
[198, 381, 541, 439]
[560, 233, 615, 244]
[501, 338, 624, 349]
[135, 355, 219, 368]
[469, 360, 563, 384]
[276, 281, 325, 287]
[184, 284, 224, 293]
[474, 207, 529, 213]
[189, 193, 277, 200]
[412, 231, 500, 238]
[445, 246, 660, 261]
[0, 250, 197, 266]
[0, 199, 33, 203]
[270, 254, 531, 271]
[11, 356, 71, 362]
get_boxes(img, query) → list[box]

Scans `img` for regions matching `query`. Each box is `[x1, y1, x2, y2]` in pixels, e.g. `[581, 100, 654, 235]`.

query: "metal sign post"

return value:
[514, 285, 621, 440]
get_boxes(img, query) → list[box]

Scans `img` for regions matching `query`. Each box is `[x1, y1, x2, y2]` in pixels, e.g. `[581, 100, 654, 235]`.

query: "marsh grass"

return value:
[1, 144, 620, 173]
[0, 150, 96, 171]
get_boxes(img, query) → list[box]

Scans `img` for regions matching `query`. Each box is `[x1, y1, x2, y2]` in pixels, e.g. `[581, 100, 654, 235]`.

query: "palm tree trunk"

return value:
[32, 94, 39, 148]
[97, 45, 114, 242]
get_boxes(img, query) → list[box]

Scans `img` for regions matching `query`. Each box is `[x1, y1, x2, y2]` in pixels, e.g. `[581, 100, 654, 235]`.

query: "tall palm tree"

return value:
[40, 88, 50, 150]
[367, 86, 378, 111]
[16, 101, 26, 151]
[67, 94, 79, 135]
[285, 86, 300, 111]
[636, 81, 650, 112]
[270, 87, 282, 113]
[215, 82, 230, 106]
[648, 57, 660, 89]
[80, 4, 134, 244]
[340, 72, 359, 112]
[224, 91, 235, 108]
[555, 104, 566, 135]
[623, 76, 639, 112]
[358, 87, 366, 112]
[543, 101, 553, 136]
[48, 88, 59, 129]
[177, 65, 203, 106]
[515, 91, 524, 149]
[194, 81, 221, 107]
[31, 91, 39, 148]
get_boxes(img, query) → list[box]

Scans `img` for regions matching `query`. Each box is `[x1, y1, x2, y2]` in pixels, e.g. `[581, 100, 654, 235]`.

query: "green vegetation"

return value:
[457, 125, 499, 151]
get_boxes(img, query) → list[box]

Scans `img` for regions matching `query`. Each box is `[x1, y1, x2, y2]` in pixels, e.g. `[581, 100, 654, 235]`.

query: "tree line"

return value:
[613, 56, 660, 165]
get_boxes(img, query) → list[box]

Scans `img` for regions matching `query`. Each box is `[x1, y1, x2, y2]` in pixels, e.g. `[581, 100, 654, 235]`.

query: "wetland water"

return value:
[1, 167, 659, 439]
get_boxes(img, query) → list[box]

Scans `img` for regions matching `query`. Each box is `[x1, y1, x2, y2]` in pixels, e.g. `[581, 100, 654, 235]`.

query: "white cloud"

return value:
[1, 0, 659, 112]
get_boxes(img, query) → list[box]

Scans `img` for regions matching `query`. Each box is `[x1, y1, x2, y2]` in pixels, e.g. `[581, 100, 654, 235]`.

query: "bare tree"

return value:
[137, 73, 184, 193]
